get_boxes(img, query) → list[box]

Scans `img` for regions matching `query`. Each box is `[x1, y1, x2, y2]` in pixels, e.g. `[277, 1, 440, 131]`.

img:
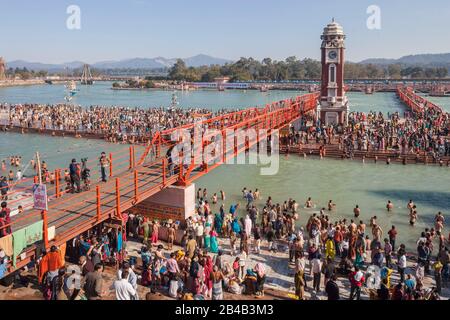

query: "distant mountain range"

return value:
[8, 53, 450, 72]
[6, 54, 233, 72]
[359, 53, 450, 66]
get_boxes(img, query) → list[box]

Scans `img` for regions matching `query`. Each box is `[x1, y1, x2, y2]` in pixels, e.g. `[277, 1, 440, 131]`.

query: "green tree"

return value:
[144, 80, 154, 88]
[436, 67, 448, 78]
[303, 59, 321, 79]
[168, 59, 188, 81]
[387, 64, 402, 79]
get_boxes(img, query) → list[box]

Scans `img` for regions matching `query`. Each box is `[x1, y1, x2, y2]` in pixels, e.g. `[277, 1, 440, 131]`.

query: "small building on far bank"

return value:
[214, 76, 230, 84]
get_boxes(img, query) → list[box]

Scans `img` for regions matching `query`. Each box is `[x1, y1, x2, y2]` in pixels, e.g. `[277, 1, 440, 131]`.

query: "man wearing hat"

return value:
[69, 159, 81, 193]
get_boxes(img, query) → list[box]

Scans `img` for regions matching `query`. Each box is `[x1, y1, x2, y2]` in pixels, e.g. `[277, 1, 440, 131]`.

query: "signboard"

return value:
[33, 184, 48, 211]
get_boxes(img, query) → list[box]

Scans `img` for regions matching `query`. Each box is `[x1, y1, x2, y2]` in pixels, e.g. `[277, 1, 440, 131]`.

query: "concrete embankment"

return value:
[0, 79, 45, 87]
[1, 125, 106, 140]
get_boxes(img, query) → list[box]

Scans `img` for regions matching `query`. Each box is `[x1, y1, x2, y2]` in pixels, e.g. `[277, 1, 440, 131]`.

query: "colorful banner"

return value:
[33, 184, 48, 211]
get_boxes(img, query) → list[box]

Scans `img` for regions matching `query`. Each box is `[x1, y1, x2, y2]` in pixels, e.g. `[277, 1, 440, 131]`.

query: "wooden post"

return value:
[115, 178, 121, 218]
[109, 153, 113, 177]
[129, 146, 133, 169]
[156, 136, 161, 158]
[42, 210, 48, 249]
[132, 146, 136, 168]
[222, 130, 227, 163]
[162, 158, 166, 186]
[55, 170, 59, 198]
[96, 185, 101, 221]
[36, 152, 42, 184]
[134, 169, 138, 202]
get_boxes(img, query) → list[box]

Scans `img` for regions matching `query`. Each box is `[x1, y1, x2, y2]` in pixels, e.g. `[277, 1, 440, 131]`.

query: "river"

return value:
[0, 82, 448, 250]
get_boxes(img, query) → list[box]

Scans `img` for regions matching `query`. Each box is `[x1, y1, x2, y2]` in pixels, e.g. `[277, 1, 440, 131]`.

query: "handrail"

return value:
[1, 92, 320, 275]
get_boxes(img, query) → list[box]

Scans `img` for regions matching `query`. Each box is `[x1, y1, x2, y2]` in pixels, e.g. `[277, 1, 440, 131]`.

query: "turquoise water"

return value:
[420, 94, 450, 113]
[347, 91, 407, 115]
[196, 157, 450, 250]
[0, 84, 447, 250]
[0, 132, 132, 179]
[0, 81, 408, 114]
[0, 82, 305, 111]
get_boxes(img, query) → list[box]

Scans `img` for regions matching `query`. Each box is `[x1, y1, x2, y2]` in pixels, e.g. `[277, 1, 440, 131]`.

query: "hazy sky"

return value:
[1, 0, 450, 63]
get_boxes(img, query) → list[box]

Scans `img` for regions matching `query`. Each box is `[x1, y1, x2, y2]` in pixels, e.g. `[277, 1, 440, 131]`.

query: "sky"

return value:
[1, 0, 450, 63]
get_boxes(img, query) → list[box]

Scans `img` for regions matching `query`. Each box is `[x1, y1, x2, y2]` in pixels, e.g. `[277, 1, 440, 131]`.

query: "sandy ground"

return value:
[0, 237, 448, 301]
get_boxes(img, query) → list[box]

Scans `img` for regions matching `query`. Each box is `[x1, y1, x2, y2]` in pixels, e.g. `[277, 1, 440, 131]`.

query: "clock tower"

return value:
[318, 19, 349, 126]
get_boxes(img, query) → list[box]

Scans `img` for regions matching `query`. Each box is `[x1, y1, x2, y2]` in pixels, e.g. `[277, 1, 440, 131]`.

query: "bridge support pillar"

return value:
[127, 183, 196, 223]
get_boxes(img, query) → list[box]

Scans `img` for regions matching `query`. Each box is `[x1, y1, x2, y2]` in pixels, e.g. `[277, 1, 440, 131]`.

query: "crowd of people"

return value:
[0, 103, 216, 143]
[285, 99, 450, 162]
[341, 108, 450, 159]
[11, 184, 443, 301]
[0, 93, 449, 301]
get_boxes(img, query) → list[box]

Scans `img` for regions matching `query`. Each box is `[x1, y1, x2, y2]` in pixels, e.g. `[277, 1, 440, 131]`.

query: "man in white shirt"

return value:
[269, 208, 277, 228]
[117, 262, 138, 298]
[244, 215, 252, 236]
[111, 270, 136, 300]
[16, 170, 22, 181]
[397, 252, 407, 283]
[311, 255, 323, 292]
[195, 223, 204, 248]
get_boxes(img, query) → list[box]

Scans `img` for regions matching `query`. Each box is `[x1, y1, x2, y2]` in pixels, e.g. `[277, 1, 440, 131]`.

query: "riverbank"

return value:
[0, 79, 45, 88]
[0, 125, 108, 141]
[1, 237, 446, 300]
[0, 124, 151, 144]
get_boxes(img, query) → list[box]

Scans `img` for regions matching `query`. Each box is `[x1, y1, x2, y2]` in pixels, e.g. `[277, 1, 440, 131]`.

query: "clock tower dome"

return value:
[318, 19, 349, 125]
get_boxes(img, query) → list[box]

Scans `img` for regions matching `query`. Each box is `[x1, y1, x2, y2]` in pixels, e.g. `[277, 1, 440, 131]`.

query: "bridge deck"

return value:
[9, 158, 181, 271]
[1, 92, 320, 276]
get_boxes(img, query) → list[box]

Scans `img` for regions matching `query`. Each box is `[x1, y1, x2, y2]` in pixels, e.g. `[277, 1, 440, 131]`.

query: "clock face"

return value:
[328, 50, 338, 60]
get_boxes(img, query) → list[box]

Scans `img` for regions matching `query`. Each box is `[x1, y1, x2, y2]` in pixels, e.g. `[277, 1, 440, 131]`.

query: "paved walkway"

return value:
[125, 236, 450, 300]
[1, 236, 448, 300]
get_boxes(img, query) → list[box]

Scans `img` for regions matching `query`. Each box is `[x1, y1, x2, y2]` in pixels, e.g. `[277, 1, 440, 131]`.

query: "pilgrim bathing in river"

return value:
[2, 183, 446, 301]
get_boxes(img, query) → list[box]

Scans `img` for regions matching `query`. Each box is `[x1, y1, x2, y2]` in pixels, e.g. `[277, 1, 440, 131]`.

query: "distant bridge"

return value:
[187, 81, 450, 95]
[44, 76, 138, 84]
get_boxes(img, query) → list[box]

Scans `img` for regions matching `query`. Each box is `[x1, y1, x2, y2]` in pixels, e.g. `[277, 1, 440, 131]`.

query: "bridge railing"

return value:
[0, 145, 142, 233]
[1, 146, 170, 273]
[0, 92, 319, 275]
[177, 92, 319, 185]
[397, 86, 445, 115]
[137, 93, 319, 168]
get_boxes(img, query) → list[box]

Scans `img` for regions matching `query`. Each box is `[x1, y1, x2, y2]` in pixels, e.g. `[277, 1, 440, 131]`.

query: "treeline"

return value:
[6, 67, 48, 80]
[168, 57, 449, 82]
[346, 63, 448, 79]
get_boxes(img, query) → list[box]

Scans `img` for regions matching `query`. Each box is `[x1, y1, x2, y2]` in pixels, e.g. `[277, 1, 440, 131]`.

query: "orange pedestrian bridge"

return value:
[0, 93, 319, 277]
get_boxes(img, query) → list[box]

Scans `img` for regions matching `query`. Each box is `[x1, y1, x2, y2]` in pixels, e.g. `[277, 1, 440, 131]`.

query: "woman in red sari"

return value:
[203, 254, 213, 299]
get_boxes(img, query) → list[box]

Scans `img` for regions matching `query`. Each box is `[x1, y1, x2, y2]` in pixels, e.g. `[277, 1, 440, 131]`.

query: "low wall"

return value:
[0, 79, 45, 87]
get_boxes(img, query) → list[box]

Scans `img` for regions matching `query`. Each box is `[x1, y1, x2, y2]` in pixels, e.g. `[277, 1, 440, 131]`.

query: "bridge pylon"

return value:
[80, 64, 94, 85]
